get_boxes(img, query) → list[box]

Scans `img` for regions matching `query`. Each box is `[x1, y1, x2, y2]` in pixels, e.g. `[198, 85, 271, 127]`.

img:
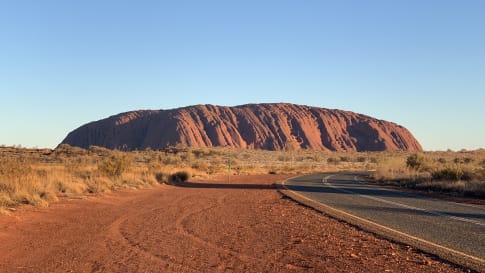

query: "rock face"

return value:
[61, 103, 423, 152]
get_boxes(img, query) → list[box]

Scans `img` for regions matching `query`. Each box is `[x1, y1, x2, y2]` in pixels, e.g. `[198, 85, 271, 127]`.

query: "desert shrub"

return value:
[0, 192, 15, 208]
[463, 157, 473, 164]
[169, 171, 190, 183]
[453, 157, 465, 164]
[327, 157, 340, 164]
[432, 166, 472, 181]
[155, 172, 169, 184]
[437, 158, 447, 164]
[98, 154, 131, 178]
[14, 192, 48, 207]
[280, 166, 296, 174]
[180, 151, 194, 162]
[406, 153, 422, 170]
[192, 148, 209, 158]
[356, 156, 367, 163]
[191, 160, 209, 171]
[432, 168, 460, 181]
[161, 154, 183, 166]
[147, 161, 163, 172]
[406, 153, 428, 171]
[206, 157, 225, 174]
[339, 156, 350, 162]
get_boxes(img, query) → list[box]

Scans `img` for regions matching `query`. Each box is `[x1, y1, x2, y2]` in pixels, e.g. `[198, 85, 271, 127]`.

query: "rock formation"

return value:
[61, 103, 423, 152]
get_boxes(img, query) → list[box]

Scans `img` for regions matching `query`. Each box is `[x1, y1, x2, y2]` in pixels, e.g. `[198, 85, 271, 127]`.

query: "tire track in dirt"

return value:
[174, 194, 304, 271]
[105, 195, 200, 273]
[0, 175, 469, 273]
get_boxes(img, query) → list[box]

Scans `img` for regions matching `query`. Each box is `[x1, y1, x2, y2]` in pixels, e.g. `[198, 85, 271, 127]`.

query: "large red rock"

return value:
[60, 103, 423, 152]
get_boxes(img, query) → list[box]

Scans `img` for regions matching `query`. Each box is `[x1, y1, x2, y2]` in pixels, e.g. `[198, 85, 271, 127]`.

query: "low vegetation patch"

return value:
[97, 154, 131, 178]
[1, 145, 484, 211]
[372, 151, 485, 198]
[168, 171, 191, 184]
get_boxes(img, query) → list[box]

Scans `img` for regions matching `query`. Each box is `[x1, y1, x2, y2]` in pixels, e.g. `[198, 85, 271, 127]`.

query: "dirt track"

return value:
[0, 175, 467, 273]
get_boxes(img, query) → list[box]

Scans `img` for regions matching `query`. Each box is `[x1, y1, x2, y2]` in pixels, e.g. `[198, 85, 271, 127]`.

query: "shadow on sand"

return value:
[172, 181, 277, 190]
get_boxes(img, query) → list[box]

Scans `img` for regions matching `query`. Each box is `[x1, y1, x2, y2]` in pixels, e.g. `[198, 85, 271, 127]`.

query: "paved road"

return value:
[283, 172, 485, 266]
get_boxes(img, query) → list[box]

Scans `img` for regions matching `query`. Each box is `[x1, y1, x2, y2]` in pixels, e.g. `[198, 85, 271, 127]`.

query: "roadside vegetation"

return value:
[1, 144, 484, 212]
[372, 150, 485, 198]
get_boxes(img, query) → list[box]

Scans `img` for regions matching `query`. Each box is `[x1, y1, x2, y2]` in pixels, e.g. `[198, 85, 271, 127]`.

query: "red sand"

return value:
[0, 175, 465, 273]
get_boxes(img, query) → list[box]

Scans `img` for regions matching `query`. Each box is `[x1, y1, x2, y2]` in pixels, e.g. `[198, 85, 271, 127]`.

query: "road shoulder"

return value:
[277, 173, 484, 273]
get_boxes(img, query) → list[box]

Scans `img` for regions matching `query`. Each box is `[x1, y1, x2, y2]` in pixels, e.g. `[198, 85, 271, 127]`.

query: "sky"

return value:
[1, 0, 484, 151]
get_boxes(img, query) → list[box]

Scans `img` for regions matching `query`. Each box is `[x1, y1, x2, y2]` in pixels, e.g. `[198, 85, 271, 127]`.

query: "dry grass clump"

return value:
[0, 158, 56, 208]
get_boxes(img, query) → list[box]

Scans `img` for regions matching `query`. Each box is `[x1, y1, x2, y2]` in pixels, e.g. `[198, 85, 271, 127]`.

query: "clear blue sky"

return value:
[1, 0, 484, 150]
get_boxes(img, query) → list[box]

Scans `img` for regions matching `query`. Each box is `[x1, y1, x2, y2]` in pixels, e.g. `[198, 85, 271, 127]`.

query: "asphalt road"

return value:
[283, 173, 485, 267]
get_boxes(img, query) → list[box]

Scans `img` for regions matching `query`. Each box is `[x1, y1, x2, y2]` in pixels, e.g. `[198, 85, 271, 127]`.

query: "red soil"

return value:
[0, 175, 465, 273]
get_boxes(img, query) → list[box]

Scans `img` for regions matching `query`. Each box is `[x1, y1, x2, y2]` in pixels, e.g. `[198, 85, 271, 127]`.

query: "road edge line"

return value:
[276, 174, 484, 273]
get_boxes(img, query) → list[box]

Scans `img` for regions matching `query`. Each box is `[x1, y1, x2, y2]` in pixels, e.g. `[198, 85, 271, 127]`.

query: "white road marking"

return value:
[281, 176, 485, 266]
[350, 175, 485, 211]
[320, 175, 485, 227]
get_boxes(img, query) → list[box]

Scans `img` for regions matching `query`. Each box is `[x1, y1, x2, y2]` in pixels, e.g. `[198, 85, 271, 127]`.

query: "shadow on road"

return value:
[284, 183, 421, 199]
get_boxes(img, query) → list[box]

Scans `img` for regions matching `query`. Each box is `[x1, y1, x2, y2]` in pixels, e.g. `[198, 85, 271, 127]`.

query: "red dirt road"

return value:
[0, 175, 467, 273]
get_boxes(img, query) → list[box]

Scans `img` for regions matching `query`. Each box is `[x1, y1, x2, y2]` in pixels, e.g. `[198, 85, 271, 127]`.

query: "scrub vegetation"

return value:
[1, 145, 484, 212]
[372, 150, 485, 198]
